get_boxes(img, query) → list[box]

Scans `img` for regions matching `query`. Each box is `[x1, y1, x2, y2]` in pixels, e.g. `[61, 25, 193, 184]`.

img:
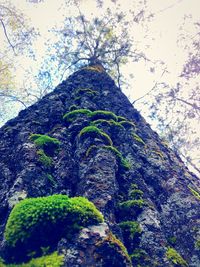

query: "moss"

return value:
[30, 134, 60, 151]
[5, 195, 103, 249]
[118, 221, 142, 239]
[119, 121, 136, 129]
[130, 249, 149, 264]
[166, 247, 188, 267]
[101, 232, 132, 265]
[37, 149, 52, 167]
[90, 119, 124, 129]
[132, 133, 145, 145]
[102, 145, 131, 170]
[129, 189, 144, 200]
[168, 236, 177, 245]
[89, 110, 118, 121]
[46, 174, 57, 186]
[78, 126, 113, 146]
[188, 186, 200, 201]
[5, 252, 64, 267]
[119, 199, 145, 210]
[76, 88, 98, 96]
[195, 240, 200, 249]
[69, 104, 78, 111]
[85, 144, 131, 170]
[117, 116, 127, 122]
[63, 109, 92, 122]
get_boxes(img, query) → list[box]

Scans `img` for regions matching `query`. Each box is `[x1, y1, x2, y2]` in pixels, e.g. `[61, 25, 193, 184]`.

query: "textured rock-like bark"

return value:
[0, 66, 200, 266]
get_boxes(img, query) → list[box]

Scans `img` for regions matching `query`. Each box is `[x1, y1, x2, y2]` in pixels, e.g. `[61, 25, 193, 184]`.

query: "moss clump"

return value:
[30, 134, 60, 151]
[76, 88, 98, 96]
[78, 126, 113, 146]
[90, 119, 124, 129]
[5, 195, 103, 249]
[63, 109, 92, 122]
[99, 232, 132, 265]
[168, 236, 177, 245]
[89, 110, 118, 121]
[130, 248, 149, 265]
[4, 252, 64, 267]
[132, 133, 145, 145]
[119, 121, 136, 129]
[195, 240, 200, 249]
[129, 189, 144, 200]
[37, 149, 52, 167]
[166, 247, 188, 267]
[117, 116, 127, 122]
[119, 199, 145, 210]
[188, 186, 200, 201]
[46, 174, 57, 186]
[102, 146, 131, 170]
[118, 221, 142, 239]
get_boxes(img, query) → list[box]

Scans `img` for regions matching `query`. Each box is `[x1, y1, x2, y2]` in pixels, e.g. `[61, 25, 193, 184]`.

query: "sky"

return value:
[0, 0, 200, 174]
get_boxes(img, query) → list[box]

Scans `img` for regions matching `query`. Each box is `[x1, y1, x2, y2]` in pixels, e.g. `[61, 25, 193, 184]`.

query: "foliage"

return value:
[130, 248, 149, 265]
[5, 194, 103, 249]
[4, 252, 64, 267]
[63, 109, 92, 122]
[165, 247, 188, 267]
[78, 126, 113, 146]
[119, 120, 136, 129]
[118, 221, 142, 239]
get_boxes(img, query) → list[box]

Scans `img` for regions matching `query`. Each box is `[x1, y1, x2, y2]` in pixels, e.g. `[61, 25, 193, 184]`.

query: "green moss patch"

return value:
[78, 126, 113, 146]
[37, 149, 52, 167]
[166, 247, 188, 266]
[118, 221, 142, 240]
[132, 133, 145, 145]
[90, 119, 124, 129]
[4, 252, 64, 267]
[63, 109, 92, 122]
[30, 134, 60, 151]
[5, 195, 103, 249]
[188, 186, 200, 201]
[119, 121, 136, 129]
[89, 110, 118, 121]
[118, 199, 145, 218]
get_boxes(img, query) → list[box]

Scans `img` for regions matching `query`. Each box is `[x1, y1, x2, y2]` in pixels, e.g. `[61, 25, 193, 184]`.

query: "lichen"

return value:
[166, 247, 188, 266]
[78, 126, 113, 146]
[5, 195, 103, 249]
[63, 109, 92, 122]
